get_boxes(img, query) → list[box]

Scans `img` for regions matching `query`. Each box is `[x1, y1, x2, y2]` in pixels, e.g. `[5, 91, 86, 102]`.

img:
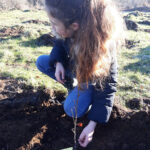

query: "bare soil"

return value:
[125, 40, 140, 49]
[22, 20, 50, 26]
[0, 77, 150, 150]
[0, 26, 24, 38]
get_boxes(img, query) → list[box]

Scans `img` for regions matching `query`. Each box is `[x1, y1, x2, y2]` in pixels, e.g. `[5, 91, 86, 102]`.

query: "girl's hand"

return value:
[78, 121, 97, 147]
[55, 62, 65, 84]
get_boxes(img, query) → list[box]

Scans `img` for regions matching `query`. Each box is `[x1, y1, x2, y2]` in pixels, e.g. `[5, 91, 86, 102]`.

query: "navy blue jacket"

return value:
[49, 38, 117, 123]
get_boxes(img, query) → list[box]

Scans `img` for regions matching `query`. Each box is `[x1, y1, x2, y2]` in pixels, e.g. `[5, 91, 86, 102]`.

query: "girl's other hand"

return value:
[55, 62, 65, 84]
[78, 121, 97, 147]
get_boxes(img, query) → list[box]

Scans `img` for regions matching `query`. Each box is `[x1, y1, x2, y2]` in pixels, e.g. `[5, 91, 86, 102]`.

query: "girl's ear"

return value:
[70, 22, 79, 31]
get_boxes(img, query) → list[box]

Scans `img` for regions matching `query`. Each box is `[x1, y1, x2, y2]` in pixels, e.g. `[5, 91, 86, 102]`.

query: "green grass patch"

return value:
[0, 10, 67, 94]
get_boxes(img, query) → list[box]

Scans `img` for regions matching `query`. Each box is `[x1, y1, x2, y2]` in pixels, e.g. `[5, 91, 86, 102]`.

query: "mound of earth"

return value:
[0, 26, 24, 38]
[36, 33, 55, 46]
[0, 77, 150, 150]
[125, 40, 140, 49]
[22, 20, 50, 26]
[124, 19, 138, 31]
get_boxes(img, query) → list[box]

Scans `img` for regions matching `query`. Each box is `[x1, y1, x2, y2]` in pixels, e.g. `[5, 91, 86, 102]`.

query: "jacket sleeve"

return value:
[49, 39, 68, 67]
[87, 53, 118, 123]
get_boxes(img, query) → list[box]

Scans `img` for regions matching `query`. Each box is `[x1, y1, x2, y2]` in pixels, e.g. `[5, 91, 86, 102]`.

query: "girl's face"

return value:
[48, 14, 79, 39]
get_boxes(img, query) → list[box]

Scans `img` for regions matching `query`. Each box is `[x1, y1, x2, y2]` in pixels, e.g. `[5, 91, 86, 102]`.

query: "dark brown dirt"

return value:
[36, 33, 54, 46]
[0, 26, 24, 38]
[0, 77, 150, 150]
[125, 40, 140, 49]
[22, 20, 50, 26]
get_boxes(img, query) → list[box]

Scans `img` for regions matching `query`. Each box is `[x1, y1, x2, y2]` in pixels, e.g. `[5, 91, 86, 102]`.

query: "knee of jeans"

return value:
[36, 55, 48, 70]
[63, 101, 84, 118]
[36, 55, 42, 69]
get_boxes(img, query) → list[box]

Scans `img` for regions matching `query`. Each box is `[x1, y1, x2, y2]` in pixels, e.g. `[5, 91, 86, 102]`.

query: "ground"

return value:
[0, 77, 150, 150]
[0, 9, 150, 150]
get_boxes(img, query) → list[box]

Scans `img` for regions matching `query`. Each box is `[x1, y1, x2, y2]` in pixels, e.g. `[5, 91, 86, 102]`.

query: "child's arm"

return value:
[49, 39, 68, 68]
[55, 62, 65, 84]
[78, 55, 117, 147]
[87, 54, 118, 123]
[78, 120, 97, 147]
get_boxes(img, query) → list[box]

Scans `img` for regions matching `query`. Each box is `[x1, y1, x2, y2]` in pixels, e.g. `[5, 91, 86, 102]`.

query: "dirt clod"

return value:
[0, 26, 24, 38]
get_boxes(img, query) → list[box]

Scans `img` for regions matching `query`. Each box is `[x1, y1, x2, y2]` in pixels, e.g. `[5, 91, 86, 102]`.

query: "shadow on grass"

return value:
[142, 46, 150, 52]
[123, 45, 150, 75]
[0, 36, 38, 48]
[0, 71, 28, 82]
[129, 75, 141, 84]
[20, 38, 40, 48]
[0, 33, 54, 48]
[0, 52, 4, 59]
[20, 34, 54, 48]
[0, 72, 15, 79]
[14, 54, 24, 63]
[0, 36, 21, 43]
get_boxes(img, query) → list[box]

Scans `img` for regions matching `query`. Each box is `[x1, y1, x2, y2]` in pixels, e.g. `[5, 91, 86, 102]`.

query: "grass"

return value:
[0, 10, 67, 93]
[117, 20, 150, 105]
[0, 9, 150, 108]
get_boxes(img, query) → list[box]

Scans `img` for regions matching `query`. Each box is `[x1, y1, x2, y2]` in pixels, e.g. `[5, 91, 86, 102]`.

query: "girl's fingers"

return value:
[79, 136, 89, 147]
[78, 132, 86, 144]
[79, 131, 84, 141]
[61, 69, 65, 80]
[55, 65, 65, 84]
[78, 130, 92, 147]
[55, 71, 61, 83]
[60, 71, 65, 84]
[55, 71, 64, 84]
[79, 138, 87, 147]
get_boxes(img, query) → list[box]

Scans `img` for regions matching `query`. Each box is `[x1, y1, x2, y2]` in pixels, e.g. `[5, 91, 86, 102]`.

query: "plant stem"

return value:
[72, 89, 80, 150]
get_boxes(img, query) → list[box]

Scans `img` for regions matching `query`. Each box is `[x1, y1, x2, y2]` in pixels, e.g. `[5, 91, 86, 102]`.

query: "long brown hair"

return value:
[45, 0, 125, 89]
